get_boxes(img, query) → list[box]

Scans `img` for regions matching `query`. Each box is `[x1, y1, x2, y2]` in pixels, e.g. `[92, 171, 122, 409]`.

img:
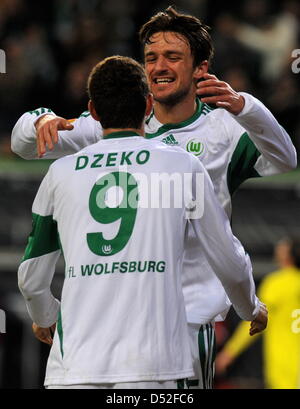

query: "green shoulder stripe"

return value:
[201, 102, 217, 115]
[80, 111, 91, 118]
[22, 213, 60, 261]
[28, 108, 53, 117]
[227, 132, 261, 196]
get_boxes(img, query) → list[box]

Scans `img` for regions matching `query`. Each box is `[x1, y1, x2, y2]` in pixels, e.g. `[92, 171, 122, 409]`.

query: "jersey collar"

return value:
[102, 131, 142, 139]
[146, 98, 204, 139]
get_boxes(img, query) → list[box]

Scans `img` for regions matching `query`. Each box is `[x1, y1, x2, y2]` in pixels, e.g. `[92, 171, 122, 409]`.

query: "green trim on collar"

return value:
[102, 131, 141, 139]
[145, 111, 155, 126]
[146, 99, 203, 139]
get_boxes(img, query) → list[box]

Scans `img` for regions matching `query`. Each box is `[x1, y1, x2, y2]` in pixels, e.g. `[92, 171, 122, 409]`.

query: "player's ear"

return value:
[193, 60, 208, 80]
[88, 100, 100, 121]
[145, 93, 154, 117]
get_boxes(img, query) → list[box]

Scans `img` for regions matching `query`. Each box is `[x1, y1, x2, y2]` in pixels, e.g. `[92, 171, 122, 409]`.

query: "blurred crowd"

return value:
[0, 0, 299, 158]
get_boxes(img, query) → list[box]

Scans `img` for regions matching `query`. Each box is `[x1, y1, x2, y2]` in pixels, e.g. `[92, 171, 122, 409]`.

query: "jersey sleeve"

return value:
[188, 156, 260, 321]
[11, 108, 102, 160]
[18, 168, 61, 327]
[227, 93, 296, 188]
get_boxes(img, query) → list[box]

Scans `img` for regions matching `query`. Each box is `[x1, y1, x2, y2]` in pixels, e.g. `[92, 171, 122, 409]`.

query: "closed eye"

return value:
[145, 58, 156, 63]
[145, 53, 157, 63]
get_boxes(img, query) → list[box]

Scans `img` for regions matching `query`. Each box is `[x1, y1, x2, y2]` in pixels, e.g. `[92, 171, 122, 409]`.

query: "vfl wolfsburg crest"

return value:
[102, 244, 112, 255]
[186, 139, 204, 157]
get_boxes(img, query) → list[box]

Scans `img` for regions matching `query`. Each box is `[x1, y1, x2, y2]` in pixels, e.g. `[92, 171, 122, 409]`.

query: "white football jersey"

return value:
[18, 133, 259, 386]
[13, 93, 296, 324]
[145, 96, 296, 323]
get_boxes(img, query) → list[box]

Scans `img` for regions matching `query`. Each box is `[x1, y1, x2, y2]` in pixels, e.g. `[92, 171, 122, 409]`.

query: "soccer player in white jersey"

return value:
[12, 7, 296, 388]
[18, 56, 266, 389]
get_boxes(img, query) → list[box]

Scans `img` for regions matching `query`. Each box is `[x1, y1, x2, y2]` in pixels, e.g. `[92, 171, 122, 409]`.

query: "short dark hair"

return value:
[87, 56, 149, 129]
[139, 6, 214, 67]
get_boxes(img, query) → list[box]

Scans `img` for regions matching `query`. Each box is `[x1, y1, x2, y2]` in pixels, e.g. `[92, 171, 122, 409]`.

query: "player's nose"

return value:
[153, 56, 169, 73]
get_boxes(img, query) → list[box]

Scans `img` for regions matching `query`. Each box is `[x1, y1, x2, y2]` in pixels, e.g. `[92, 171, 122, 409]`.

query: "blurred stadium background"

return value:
[0, 0, 299, 389]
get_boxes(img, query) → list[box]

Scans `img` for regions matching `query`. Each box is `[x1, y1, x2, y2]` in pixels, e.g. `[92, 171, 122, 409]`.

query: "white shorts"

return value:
[183, 322, 216, 389]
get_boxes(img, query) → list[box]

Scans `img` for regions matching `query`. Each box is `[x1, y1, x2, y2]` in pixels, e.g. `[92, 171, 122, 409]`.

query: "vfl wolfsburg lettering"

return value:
[162, 134, 179, 145]
[81, 260, 166, 276]
[186, 139, 204, 157]
[87, 172, 138, 256]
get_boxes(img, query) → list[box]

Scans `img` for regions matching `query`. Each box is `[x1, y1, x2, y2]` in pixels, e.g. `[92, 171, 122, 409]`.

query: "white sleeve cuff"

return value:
[235, 92, 258, 117]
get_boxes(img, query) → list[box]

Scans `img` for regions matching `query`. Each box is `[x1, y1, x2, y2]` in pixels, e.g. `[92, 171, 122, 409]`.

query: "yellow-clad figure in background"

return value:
[216, 238, 300, 389]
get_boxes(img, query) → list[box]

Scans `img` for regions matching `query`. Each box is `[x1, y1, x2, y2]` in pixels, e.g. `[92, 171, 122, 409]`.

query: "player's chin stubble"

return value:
[153, 85, 191, 107]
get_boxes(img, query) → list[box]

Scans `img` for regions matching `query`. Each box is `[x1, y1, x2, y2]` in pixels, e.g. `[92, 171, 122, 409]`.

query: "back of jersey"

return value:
[45, 134, 196, 385]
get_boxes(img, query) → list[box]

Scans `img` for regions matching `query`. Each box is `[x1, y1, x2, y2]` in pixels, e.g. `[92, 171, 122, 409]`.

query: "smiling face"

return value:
[144, 31, 206, 106]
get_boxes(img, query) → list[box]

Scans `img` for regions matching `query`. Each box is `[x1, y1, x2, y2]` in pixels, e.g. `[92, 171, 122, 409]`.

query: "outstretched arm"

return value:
[11, 108, 101, 160]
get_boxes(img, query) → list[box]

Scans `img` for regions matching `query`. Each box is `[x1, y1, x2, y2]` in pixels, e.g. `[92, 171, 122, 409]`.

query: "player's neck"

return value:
[154, 96, 197, 125]
[103, 127, 144, 138]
